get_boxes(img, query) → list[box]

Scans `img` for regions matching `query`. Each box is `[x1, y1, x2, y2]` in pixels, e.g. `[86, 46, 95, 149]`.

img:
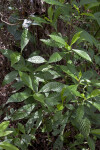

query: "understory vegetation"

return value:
[0, 0, 100, 149]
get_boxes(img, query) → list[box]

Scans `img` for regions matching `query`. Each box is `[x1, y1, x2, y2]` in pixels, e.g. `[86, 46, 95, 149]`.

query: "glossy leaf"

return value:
[18, 123, 25, 134]
[90, 102, 100, 111]
[60, 65, 79, 81]
[30, 15, 48, 24]
[7, 89, 31, 103]
[19, 72, 33, 90]
[0, 121, 10, 131]
[48, 52, 65, 63]
[45, 93, 61, 106]
[90, 89, 100, 98]
[49, 34, 66, 46]
[12, 104, 35, 120]
[21, 29, 30, 52]
[48, 6, 53, 20]
[40, 39, 64, 48]
[0, 131, 13, 137]
[3, 71, 18, 85]
[0, 49, 13, 59]
[40, 82, 66, 93]
[57, 104, 64, 111]
[10, 52, 21, 66]
[33, 93, 45, 104]
[27, 56, 46, 64]
[72, 49, 92, 62]
[71, 31, 82, 46]
[0, 142, 19, 150]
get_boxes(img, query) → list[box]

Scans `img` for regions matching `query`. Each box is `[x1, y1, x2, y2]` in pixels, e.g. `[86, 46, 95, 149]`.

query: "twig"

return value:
[0, 12, 20, 26]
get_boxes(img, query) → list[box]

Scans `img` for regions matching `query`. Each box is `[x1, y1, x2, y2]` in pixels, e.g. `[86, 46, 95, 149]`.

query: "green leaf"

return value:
[91, 129, 100, 135]
[49, 34, 66, 46]
[0, 142, 19, 150]
[10, 52, 21, 66]
[53, 135, 63, 150]
[0, 49, 13, 59]
[63, 85, 81, 97]
[57, 104, 64, 111]
[72, 49, 92, 62]
[0, 121, 9, 131]
[45, 93, 61, 106]
[87, 2, 100, 9]
[78, 30, 99, 48]
[91, 80, 100, 87]
[71, 31, 82, 46]
[87, 136, 95, 150]
[81, 13, 94, 17]
[7, 89, 31, 103]
[79, 0, 97, 5]
[89, 102, 100, 111]
[76, 105, 84, 121]
[79, 118, 91, 137]
[12, 104, 35, 120]
[35, 64, 52, 72]
[40, 39, 64, 48]
[60, 65, 79, 81]
[73, 4, 80, 14]
[18, 123, 25, 134]
[21, 29, 30, 52]
[27, 56, 46, 64]
[48, 6, 53, 20]
[11, 81, 24, 91]
[43, 0, 64, 6]
[30, 15, 48, 24]
[90, 89, 100, 98]
[19, 72, 33, 90]
[33, 93, 45, 104]
[0, 131, 13, 137]
[48, 52, 65, 63]
[94, 12, 100, 26]
[3, 71, 18, 85]
[40, 82, 66, 93]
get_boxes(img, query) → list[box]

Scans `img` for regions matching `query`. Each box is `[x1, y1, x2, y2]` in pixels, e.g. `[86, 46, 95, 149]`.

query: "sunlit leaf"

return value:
[0, 131, 13, 137]
[91, 129, 100, 135]
[48, 52, 65, 63]
[72, 49, 92, 62]
[71, 31, 82, 46]
[0, 142, 19, 150]
[0, 121, 10, 131]
[7, 89, 31, 103]
[49, 34, 66, 46]
[19, 72, 33, 90]
[21, 29, 30, 52]
[12, 104, 35, 120]
[40, 82, 66, 92]
[3, 71, 18, 85]
[27, 56, 46, 64]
